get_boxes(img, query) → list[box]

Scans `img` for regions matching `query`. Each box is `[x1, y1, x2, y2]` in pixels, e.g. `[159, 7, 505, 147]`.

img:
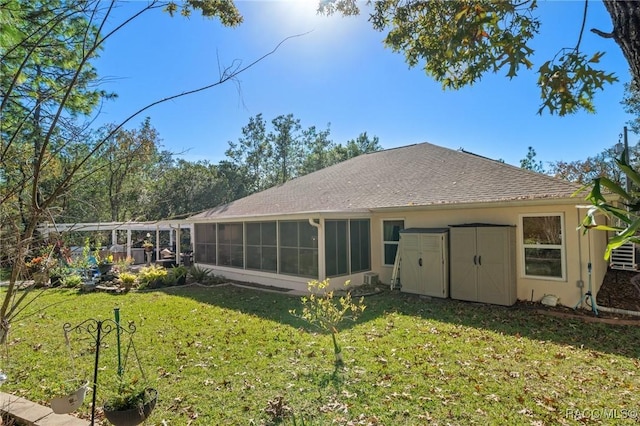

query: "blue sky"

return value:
[93, 0, 636, 168]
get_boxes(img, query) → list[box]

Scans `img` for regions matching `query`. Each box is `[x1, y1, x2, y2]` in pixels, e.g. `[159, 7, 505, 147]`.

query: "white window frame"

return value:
[382, 219, 404, 267]
[520, 213, 566, 281]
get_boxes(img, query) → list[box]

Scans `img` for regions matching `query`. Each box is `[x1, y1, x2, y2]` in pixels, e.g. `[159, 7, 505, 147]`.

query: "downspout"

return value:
[576, 208, 584, 300]
[308, 218, 325, 281]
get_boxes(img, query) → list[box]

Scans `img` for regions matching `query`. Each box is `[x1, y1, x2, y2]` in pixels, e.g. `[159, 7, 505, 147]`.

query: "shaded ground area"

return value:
[597, 269, 640, 312]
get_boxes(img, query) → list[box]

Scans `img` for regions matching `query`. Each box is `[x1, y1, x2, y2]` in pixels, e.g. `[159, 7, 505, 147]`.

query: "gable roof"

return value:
[191, 142, 583, 220]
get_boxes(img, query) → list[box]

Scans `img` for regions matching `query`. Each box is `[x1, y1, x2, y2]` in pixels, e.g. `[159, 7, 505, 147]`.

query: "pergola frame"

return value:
[37, 220, 194, 265]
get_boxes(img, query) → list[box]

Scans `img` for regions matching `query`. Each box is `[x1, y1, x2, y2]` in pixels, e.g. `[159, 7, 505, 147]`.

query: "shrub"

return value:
[118, 272, 137, 291]
[61, 274, 83, 288]
[188, 266, 211, 284]
[137, 265, 167, 289]
[113, 257, 134, 274]
[290, 279, 366, 366]
[166, 266, 188, 286]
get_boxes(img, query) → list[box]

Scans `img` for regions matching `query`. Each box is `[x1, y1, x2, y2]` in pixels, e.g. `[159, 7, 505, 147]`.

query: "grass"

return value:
[1, 284, 639, 425]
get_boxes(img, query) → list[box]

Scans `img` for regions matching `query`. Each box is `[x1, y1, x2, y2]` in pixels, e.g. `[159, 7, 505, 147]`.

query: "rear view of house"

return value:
[188, 142, 608, 308]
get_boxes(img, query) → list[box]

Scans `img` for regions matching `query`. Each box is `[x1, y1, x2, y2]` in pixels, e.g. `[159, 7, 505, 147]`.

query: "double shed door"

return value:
[400, 232, 448, 298]
[450, 226, 516, 306]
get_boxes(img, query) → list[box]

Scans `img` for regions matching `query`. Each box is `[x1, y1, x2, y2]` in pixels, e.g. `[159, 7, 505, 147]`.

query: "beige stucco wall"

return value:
[369, 201, 609, 308]
[193, 200, 609, 307]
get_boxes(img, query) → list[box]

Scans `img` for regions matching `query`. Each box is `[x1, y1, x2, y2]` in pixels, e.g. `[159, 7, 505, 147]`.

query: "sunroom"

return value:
[191, 216, 373, 290]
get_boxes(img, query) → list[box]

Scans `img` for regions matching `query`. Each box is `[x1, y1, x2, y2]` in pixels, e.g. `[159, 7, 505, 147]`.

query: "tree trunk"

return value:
[603, 1, 640, 86]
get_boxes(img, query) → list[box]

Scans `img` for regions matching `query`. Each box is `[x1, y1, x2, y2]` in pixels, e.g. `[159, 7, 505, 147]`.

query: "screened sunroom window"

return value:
[280, 221, 318, 278]
[521, 214, 565, 279]
[217, 223, 244, 268]
[383, 220, 404, 266]
[325, 219, 371, 277]
[246, 222, 277, 272]
[325, 220, 348, 277]
[194, 224, 216, 264]
[350, 219, 371, 273]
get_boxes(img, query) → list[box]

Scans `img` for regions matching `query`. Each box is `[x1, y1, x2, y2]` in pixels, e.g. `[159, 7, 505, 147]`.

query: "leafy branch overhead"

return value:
[320, 0, 640, 116]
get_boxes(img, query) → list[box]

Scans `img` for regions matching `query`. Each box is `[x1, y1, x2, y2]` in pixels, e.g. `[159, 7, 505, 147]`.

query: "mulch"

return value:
[535, 268, 640, 324]
[596, 269, 640, 312]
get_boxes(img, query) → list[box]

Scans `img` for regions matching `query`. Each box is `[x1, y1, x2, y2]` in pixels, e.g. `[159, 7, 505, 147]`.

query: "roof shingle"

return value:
[191, 142, 582, 220]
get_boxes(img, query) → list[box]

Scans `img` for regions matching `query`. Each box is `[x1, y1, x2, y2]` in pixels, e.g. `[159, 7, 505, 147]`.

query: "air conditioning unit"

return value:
[363, 272, 379, 285]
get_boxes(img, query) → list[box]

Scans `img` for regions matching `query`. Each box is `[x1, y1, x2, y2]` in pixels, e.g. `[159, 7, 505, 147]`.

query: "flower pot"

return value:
[50, 381, 88, 414]
[98, 263, 113, 275]
[50, 274, 63, 287]
[104, 388, 157, 426]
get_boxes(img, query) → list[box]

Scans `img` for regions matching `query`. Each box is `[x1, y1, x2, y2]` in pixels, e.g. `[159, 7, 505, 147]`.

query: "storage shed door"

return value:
[399, 233, 447, 297]
[420, 234, 447, 298]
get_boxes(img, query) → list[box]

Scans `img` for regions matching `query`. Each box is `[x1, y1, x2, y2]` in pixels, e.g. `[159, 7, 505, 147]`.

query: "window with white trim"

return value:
[383, 220, 404, 266]
[521, 214, 565, 279]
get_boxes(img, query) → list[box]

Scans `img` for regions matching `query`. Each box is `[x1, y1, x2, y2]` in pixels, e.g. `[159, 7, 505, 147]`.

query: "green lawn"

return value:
[1, 284, 639, 425]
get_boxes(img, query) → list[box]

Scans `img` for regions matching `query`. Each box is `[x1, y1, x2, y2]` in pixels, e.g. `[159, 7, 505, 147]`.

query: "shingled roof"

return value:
[191, 142, 583, 220]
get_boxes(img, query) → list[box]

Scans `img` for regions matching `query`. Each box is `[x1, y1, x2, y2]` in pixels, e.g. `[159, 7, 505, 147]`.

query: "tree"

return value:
[622, 81, 640, 134]
[269, 114, 303, 185]
[225, 114, 272, 193]
[0, 0, 292, 342]
[337, 132, 382, 161]
[519, 146, 546, 173]
[320, 0, 638, 115]
[107, 119, 163, 222]
[549, 146, 626, 185]
[299, 124, 333, 175]
[225, 115, 382, 191]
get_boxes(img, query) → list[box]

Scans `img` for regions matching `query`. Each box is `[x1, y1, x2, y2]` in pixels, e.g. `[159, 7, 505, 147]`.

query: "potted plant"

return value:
[103, 377, 158, 426]
[49, 379, 89, 414]
[97, 252, 114, 275]
[26, 254, 57, 287]
[142, 240, 153, 253]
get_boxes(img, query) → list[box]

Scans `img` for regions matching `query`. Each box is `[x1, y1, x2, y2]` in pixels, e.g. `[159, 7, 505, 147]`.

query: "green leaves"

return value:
[165, 0, 243, 26]
[290, 279, 366, 365]
[537, 50, 617, 115]
[321, 0, 628, 116]
[580, 149, 640, 260]
[368, 1, 542, 89]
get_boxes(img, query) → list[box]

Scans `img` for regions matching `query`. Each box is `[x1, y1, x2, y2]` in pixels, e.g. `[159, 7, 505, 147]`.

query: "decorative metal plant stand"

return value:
[63, 308, 136, 425]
